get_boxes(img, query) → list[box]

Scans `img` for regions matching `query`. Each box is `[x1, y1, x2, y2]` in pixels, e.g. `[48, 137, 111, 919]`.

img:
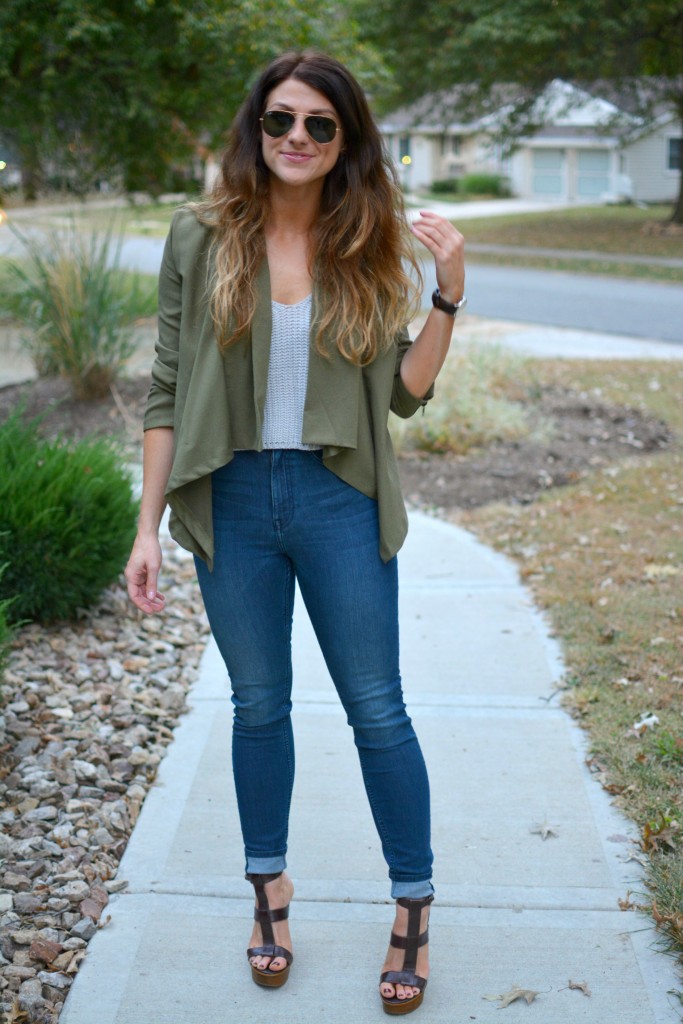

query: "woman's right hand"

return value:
[125, 532, 166, 615]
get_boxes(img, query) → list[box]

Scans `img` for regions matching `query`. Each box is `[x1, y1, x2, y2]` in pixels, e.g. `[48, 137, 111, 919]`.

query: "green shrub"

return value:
[0, 410, 138, 624]
[6, 219, 156, 398]
[0, 564, 14, 687]
[430, 178, 460, 194]
[458, 174, 510, 197]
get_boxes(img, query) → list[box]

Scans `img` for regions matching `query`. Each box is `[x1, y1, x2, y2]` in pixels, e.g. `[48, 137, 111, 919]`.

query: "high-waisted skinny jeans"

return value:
[194, 449, 433, 899]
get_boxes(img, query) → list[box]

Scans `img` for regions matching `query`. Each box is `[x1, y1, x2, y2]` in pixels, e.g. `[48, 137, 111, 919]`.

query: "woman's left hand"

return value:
[410, 210, 465, 302]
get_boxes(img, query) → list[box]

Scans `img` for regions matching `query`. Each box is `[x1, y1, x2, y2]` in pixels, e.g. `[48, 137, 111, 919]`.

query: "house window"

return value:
[668, 138, 681, 172]
[399, 135, 411, 161]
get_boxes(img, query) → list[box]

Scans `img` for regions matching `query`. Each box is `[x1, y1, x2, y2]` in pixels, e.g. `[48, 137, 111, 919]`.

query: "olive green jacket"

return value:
[144, 209, 433, 569]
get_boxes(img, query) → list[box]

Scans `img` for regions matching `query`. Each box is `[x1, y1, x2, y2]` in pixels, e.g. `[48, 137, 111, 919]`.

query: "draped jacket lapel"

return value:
[144, 209, 429, 570]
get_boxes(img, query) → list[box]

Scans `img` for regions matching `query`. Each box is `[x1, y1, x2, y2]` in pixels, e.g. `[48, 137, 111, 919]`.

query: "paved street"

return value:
[460, 264, 683, 344]
[2, 199, 682, 346]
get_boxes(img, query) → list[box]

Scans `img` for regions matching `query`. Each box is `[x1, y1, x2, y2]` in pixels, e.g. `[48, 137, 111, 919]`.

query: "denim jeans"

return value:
[194, 449, 433, 898]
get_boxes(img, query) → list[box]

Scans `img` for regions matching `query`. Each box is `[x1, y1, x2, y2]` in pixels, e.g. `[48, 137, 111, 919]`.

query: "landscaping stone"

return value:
[0, 539, 209, 1023]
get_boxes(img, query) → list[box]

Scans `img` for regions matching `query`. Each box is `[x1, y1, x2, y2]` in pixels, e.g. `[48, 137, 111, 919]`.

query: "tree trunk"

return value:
[670, 112, 683, 224]
[18, 143, 42, 203]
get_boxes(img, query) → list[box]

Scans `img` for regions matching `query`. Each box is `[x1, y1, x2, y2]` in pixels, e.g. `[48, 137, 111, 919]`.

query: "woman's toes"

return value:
[381, 982, 395, 998]
[270, 957, 285, 972]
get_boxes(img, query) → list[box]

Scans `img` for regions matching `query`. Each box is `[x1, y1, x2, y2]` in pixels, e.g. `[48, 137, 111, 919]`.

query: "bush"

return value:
[6, 219, 156, 398]
[0, 564, 14, 687]
[430, 178, 461, 194]
[458, 174, 510, 197]
[0, 410, 138, 624]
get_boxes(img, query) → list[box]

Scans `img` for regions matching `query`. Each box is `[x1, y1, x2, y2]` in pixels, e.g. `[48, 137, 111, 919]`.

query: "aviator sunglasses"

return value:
[260, 109, 341, 145]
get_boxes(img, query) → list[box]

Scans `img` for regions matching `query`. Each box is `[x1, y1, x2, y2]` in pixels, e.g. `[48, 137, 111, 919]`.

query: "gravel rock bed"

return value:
[0, 540, 210, 1023]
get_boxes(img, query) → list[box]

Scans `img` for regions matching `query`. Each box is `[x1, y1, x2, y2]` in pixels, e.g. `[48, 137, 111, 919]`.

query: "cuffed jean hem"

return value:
[391, 880, 435, 899]
[245, 855, 287, 876]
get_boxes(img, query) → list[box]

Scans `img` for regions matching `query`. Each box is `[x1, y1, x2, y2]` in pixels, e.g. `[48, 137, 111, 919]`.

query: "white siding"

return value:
[623, 121, 680, 203]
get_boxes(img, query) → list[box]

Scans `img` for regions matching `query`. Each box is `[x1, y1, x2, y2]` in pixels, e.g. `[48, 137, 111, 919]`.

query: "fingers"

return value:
[124, 538, 166, 615]
[410, 210, 463, 255]
[410, 210, 465, 301]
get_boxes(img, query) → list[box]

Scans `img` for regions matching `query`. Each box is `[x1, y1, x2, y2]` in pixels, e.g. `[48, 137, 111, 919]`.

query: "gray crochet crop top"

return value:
[262, 294, 319, 451]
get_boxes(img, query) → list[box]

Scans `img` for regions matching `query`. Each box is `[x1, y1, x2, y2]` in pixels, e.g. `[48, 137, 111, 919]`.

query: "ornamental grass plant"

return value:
[6, 219, 156, 399]
[390, 341, 545, 455]
[0, 410, 138, 624]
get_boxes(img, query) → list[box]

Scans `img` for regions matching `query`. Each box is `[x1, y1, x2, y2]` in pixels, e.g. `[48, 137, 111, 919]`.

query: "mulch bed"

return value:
[0, 376, 673, 512]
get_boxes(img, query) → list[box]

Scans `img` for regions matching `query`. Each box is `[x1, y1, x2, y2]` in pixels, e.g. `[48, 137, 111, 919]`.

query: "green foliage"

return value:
[0, 563, 14, 688]
[0, 410, 138, 625]
[361, 0, 681, 111]
[653, 731, 683, 767]
[390, 343, 544, 455]
[0, 0, 388, 197]
[430, 178, 461, 194]
[458, 173, 510, 196]
[359, 0, 683, 221]
[6, 220, 156, 398]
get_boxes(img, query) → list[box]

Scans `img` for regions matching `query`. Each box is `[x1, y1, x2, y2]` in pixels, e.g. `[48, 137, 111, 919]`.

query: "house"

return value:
[379, 80, 681, 204]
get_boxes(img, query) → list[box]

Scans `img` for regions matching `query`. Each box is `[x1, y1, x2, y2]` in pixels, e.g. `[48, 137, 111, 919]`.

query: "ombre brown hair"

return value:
[190, 51, 422, 365]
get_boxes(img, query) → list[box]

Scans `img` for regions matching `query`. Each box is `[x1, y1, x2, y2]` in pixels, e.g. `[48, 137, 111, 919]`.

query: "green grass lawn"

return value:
[459, 204, 682, 259]
[2, 201, 180, 238]
[419, 203, 683, 282]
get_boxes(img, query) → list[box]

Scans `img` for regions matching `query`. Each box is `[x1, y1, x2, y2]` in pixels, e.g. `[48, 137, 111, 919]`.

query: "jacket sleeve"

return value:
[143, 219, 182, 431]
[390, 326, 435, 419]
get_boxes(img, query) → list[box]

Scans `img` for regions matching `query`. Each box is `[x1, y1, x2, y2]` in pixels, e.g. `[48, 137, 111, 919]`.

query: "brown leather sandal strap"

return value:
[393, 895, 432, 974]
[247, 944, 293, 967]
[389, 928, 429, 951]
[380, 970, 427, 991]
[245, 872, 285, 947]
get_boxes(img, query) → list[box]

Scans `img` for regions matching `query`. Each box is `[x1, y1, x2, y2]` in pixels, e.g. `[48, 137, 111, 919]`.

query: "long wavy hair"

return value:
[190, 51, 422, 365]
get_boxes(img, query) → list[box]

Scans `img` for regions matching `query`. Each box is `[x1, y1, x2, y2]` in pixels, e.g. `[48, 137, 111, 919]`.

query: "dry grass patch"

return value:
[391, 341, 546, 454]
[458, 359, 683, 958]
[459, 204, 683, 259]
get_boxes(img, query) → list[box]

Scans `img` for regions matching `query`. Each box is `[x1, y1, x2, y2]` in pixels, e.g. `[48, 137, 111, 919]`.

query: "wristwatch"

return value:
[432, 287, 467, 317]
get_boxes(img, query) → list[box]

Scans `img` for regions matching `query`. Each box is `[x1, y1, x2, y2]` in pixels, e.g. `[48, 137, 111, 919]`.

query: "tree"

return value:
[0, 0, 384, 198]
[360, 0, 683, 221]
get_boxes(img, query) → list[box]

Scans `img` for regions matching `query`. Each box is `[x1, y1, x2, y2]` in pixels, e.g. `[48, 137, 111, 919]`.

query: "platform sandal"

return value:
[380, 895, 434, 1015]
[245, 872, 293, 988]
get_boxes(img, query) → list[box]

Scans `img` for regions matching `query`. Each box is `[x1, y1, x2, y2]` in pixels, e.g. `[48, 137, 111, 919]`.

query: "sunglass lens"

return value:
[262, 111, 294, 138]
[304, 116, 337, 143]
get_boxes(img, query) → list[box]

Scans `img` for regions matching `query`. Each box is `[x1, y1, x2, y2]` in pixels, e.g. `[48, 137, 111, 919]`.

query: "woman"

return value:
[125, 50, 465, 1015]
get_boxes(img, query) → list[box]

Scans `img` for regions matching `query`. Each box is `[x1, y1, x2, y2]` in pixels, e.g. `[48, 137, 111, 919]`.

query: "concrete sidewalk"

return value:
[60, 512, 681, 1024]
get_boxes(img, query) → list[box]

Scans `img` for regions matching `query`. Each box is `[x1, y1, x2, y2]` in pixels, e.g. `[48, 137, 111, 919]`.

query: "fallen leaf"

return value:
[568, 979, 592, 997]
[619, 892, 636, 911]
[529, 820, 559, 840]
[484, 986, 540, 1009]
[6, 999, 30, 1023]
[66, 949, 87, 974]
[642, 817, 679, 853]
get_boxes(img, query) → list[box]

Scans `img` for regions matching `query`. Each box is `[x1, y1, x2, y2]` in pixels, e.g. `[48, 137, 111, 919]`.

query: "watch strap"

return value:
[432, 287, 467, 317]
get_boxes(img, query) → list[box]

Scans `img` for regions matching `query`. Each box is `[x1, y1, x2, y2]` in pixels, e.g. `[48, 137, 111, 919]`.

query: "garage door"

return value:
[577, 150, 610, 198]
[532, 150, 565, 196]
